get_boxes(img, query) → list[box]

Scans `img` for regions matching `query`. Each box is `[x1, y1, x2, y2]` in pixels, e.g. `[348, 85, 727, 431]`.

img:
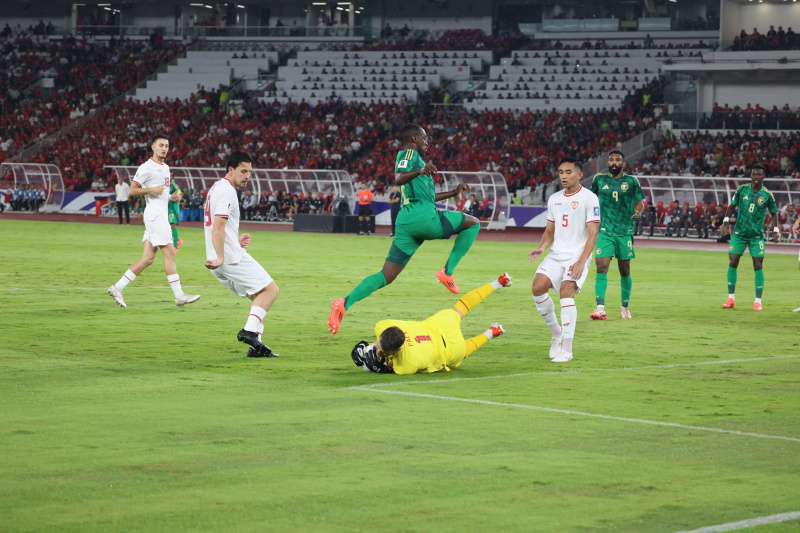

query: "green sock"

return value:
[727, 266, 737, 295]
[444, 224, 479, 276]
[172, 228, 180, 248]
[595, 273, 607, 306]
[344, 272, 387, 311]
[620, 275, 632, 308]
[754, 269, 764, 299]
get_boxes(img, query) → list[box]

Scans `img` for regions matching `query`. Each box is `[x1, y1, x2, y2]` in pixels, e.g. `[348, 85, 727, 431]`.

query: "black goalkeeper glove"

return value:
[361, 344, 394, 374]
[351, 341, 370, 367]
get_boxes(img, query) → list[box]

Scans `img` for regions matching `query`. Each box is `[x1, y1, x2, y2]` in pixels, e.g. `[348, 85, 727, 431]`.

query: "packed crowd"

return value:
[26, 89, 662, 194]
[633, 129, 800, 178]
[0, 26, 188, 162]
[730, 26, 800, 51]
[701, 103, 800, 130]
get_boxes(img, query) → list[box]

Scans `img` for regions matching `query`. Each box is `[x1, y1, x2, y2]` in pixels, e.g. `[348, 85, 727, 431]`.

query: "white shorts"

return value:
[211, 253, 274, 298]
[536, 253, 592, 293]
[142, 215, 172, 247]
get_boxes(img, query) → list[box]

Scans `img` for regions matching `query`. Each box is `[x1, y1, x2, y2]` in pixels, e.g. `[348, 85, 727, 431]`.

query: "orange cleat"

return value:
[722, 298, 736, 309]
[497, 272, 512, 288]
[752, 302, 762, 311]
[489, 323, 505, 337]
[590, 308, 607, 320]
[436, 268, 460, 294]
[328, 298, 346, 334]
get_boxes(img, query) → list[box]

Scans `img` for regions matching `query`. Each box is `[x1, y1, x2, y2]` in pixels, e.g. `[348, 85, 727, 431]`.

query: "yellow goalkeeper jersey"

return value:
[375, 310, 466, 375]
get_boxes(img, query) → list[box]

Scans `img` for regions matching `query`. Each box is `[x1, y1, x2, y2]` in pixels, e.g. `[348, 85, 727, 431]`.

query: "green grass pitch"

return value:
[1, 219, 799, 532]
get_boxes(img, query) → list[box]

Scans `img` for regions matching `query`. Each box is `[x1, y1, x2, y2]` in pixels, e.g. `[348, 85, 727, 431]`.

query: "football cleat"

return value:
[328, 298, 346, 334]
[793, 306, 800, 313]
[752, 302, 762, 311]
[549, 334, 563, 360]
[590, 308, 607, 320]
[247, 345, 279, 358]
[436, 268, 460, 294]
[175, 293, 201, 307]
[107, 285, 127, 308]
[497, 272, 512, 288]
[551, 349, 574, 363]
[489, 323, 505, 337]
[722, 298, 736, 309]
[237, 329, 274, 357]
[621, 307, 632, 319]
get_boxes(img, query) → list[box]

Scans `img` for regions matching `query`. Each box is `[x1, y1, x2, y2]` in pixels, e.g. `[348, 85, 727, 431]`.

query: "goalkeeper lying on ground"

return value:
[351, 273, 512, 374]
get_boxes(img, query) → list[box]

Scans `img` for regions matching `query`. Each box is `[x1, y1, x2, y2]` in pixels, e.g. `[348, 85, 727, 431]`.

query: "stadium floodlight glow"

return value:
[236, 4, 244, 7]
[190, 3, 204, 5]
[98, 3, 111, 5]
[312, 2, 326, 5]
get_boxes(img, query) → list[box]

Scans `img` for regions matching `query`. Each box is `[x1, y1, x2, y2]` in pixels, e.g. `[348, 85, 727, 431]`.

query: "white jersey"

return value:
[132, 158, 170, 219]
[546, 185, 600, 257]
[114, 182, 130, 202]
[204, 177, 245, 265]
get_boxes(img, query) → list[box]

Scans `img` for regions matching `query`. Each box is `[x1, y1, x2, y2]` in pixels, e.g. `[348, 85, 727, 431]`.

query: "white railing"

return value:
[435, 171, 510, 231]
[0, 162, 64, 210]
[105, 165, 356, 205]
[636, 175, 800, 207]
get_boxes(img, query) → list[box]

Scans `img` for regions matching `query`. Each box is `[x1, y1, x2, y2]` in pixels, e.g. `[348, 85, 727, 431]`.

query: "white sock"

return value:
[245, 306, 267, 332]
[483, 328, 495, 340]
[597, 304, 605, 311]
[535, 294, 562, 338]
[755, 297, 762, 304]
[729, 294, 735, 300]
[560, 298, 577, 353]
[257, 322, 264, 342]
[490, 280, 503, 290]
[115, 270, 136, 291]
[167, 274, 182, 298]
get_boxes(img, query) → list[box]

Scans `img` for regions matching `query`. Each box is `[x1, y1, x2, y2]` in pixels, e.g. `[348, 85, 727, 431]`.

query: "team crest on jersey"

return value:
[397, 159, 409, 169]
[757, 197, 765, 205]
[621, 182, 629, 191]
[571, 201, 579, 209]
[596, 248, 602, 254]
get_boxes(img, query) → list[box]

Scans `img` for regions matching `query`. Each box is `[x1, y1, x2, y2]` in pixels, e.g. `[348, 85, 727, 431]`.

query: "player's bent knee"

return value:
[464, 215, 480, 228]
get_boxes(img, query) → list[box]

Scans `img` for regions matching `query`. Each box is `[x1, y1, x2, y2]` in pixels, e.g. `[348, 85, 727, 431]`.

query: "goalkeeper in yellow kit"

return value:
[351, 273, 512, 374]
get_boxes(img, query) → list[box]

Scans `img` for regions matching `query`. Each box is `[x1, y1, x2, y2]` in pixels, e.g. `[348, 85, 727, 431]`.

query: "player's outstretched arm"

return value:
[529, 221, 555, 263]
[435, 183, 470, 202]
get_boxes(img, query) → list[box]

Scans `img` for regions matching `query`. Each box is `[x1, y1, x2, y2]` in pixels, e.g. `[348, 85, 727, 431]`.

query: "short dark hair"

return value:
[227, 151, 253, 172]
[559, 158, 583, 172]
[609, 150, 625, 159]
[750, 163, 766, 174]
[151, 135, 169, 146]
[398, 123, 423, 144]
[379, 326, 405, 353]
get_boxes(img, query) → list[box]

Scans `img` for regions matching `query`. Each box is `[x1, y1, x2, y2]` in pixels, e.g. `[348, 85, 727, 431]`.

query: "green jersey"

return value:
[730, 184, 777, 239]
[590, 172, 644, 236]
[395, 148, 436, 222]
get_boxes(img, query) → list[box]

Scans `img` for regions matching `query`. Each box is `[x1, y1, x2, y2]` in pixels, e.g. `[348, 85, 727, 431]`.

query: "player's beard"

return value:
[608, 165, 622, 176]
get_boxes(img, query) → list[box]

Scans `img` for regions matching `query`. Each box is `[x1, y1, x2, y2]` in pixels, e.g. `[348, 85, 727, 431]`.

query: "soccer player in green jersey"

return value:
[721, 164, 779, 311]
[328, 123, 480, 334]
[168, 171, 183, 251]
[589, 150, 644, 320]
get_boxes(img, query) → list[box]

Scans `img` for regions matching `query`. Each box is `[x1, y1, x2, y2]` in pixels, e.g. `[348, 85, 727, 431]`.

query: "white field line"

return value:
[349, 355, 800, 390]
[350, 388, 800, 443]
[673, 510, 800, 532]
[347, 355, 800, 443]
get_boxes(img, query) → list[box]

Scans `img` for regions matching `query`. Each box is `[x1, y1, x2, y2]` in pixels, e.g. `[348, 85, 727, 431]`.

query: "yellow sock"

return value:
[453, 283, 495, 317]
[465, 333, 490, 357]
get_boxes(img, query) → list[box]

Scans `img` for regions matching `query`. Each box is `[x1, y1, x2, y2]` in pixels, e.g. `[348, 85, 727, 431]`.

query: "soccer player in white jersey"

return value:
[204, 151, 280, 357]
[529, 159, 600, 362]
[107, 136, 200, 308]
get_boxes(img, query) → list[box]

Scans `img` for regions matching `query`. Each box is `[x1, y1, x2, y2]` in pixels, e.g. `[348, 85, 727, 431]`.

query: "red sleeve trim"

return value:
[132, 180, 142, 186]
[215, 214, 229, 218]
[546, 217, 555, 223]
[586, 219, 600, 224]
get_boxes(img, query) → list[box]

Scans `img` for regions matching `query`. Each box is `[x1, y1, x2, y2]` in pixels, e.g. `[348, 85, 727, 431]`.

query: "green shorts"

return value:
[168, 208, 180, 225]
[729, 234, 765, 257]
[595, 233, 635, 260]
[386, 210, 465, 267]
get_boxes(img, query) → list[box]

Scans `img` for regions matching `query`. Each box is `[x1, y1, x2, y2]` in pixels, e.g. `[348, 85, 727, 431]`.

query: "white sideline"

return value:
[349, 354, 800, 389]
[350, 388, 800, 442]
[673, 510, 800, 532]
